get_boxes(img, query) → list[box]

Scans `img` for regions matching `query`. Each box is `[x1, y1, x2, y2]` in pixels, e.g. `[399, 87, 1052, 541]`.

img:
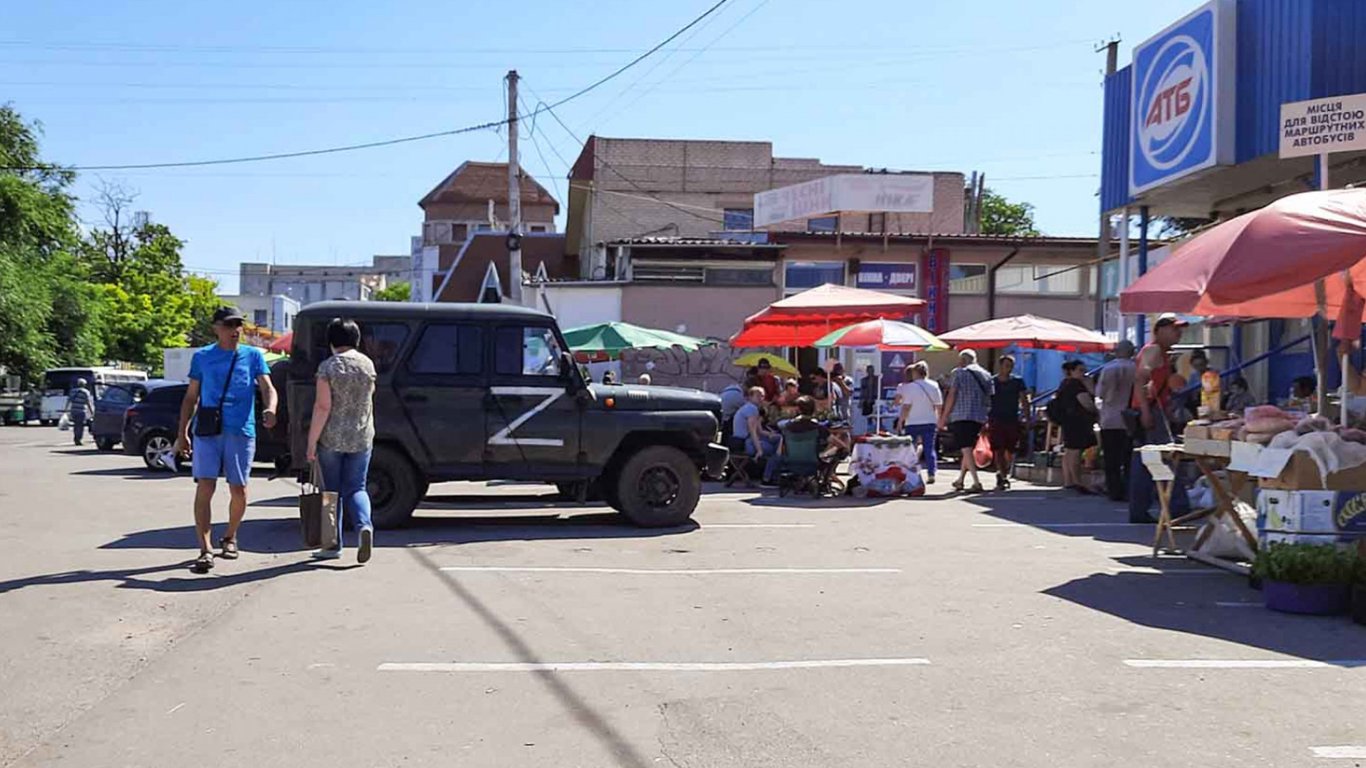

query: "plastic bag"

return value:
[57, 413, 70, 431]
[1194, 501, 1257, 561]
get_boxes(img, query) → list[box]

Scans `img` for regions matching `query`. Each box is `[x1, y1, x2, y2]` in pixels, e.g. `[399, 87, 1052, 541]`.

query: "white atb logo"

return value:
[486, 387, 565, 447]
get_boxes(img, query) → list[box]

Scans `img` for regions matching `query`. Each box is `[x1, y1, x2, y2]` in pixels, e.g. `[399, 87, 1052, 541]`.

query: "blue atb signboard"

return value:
[1129, 0, 1235, 196]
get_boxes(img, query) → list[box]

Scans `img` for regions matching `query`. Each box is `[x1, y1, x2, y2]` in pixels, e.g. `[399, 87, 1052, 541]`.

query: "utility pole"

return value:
[1096, 37, 1120, 334]
[506, 70, 523, 304]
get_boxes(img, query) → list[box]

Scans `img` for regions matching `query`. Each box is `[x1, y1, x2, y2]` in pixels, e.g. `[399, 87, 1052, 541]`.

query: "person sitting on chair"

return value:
[733, 386, 781, 485]
[777, 396, 828, 488]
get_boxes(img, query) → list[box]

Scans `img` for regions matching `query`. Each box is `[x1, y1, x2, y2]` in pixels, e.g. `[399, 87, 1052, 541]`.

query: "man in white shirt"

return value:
[1095, 340, 1137, 502]
[894, 361, 943, 483]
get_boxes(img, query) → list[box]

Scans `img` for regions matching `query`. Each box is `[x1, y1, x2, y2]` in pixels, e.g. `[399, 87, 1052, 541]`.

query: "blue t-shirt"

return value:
[189, 344, 269, 437]
[732, 401, 760, 440]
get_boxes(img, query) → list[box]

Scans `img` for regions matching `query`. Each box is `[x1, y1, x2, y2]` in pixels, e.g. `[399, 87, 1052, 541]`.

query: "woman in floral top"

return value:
[305, 318, 378, 563]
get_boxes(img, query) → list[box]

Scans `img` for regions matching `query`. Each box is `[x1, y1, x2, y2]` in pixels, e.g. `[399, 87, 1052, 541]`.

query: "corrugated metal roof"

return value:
[773, 231, 1101, 247]
[608, 236, 785, 247]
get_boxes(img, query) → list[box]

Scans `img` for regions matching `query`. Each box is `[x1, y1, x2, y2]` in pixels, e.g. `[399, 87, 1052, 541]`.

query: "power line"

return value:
[0, 0, 731, 172]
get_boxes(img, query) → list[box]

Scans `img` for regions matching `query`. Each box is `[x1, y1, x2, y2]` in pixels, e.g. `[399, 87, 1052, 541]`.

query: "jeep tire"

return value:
[368, 445, 421, 529]
[614, 445, 700, 527]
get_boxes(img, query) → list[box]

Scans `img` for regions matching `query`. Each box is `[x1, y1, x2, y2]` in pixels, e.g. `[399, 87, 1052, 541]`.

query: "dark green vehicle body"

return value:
[288, 301, 727, 528]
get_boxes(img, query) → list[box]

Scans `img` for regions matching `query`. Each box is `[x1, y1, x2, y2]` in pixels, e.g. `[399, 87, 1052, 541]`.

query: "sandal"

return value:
[218, 537, 239, 560]
[968, 483, 985, 494]
[951, 480, 965, 492]
[191, 551, 215, 574]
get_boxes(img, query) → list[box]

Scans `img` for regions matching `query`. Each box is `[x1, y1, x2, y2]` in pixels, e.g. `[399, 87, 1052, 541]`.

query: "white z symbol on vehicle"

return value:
[487, 387, 566, 447]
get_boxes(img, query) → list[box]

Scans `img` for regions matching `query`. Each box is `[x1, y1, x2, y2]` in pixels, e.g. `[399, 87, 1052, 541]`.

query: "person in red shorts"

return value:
[986, 355, 1030, 491]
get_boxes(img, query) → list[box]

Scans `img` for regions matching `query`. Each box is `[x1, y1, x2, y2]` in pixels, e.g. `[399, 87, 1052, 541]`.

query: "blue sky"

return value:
[6, 0, 1202, 293]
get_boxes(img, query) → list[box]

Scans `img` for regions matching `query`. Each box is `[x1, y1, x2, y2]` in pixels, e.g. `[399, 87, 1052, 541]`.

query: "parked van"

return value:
[39, 367, 148, 425]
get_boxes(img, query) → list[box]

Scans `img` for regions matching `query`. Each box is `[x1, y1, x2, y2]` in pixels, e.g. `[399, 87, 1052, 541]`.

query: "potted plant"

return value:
[1252, 542, 1358, 615]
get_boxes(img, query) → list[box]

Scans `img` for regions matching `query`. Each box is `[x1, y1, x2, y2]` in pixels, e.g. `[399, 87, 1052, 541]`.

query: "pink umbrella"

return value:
[1120, 189, 1366, 318]
[938, 314, 1113, 353]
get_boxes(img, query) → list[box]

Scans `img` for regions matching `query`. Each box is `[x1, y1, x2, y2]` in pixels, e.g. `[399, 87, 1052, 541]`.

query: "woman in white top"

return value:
[894, 361, 943, 483]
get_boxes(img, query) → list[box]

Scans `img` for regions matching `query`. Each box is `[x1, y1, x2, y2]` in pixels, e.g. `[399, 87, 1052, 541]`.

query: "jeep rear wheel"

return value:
[367, 446, 421, 529]
[614, 446, 700, 527]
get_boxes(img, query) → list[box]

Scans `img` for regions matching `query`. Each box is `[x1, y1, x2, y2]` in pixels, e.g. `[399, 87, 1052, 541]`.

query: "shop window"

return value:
[948, 263, 987, 294]
[705, 267, 773, 286]
[723, 208, 754, 231]
[806, 216, 838, 233]
[785, 262, 845, 292]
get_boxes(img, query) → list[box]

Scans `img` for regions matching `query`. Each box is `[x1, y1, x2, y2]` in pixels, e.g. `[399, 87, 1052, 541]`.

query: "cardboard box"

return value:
[1258, 452, 1366, 491]
[1255, 490, 1335, 533]
[1184, 424, 1211, 440]
[1183, 437, 1231, 458]
[1210, 427, 1238, 441]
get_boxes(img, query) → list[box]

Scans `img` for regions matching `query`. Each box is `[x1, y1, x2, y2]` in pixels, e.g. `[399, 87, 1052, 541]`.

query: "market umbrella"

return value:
[812, 318, 949, 351]
[938, 314, 1113, 353]
[1119, 189, 1366, 318]
[267, 332, 293, 354]
[561, 321, 709, 360]
[731, 283, 926, 348]
[730, 352, 798, 376]
[262, 350, 288, 365]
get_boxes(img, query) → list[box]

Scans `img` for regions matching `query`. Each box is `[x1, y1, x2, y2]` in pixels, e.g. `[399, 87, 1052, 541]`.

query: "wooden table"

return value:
[1139, 443, 1258, 572]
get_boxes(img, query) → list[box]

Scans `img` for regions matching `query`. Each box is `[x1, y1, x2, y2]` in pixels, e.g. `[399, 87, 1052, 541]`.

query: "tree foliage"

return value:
[0, 104, 218, 382]
[979, 188, 1041, 237]
[373, 281, 411, 302]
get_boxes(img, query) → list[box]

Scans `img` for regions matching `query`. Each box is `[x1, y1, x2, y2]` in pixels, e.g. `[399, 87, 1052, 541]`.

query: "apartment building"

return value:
[565, 135, 966, 275]
[238, 255, 411, 306]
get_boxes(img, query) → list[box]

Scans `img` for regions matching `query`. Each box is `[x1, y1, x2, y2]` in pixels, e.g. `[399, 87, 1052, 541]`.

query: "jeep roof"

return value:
[296, 301, 552, 323]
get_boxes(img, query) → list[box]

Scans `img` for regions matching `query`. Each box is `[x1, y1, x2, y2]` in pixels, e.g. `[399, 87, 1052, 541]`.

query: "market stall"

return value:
[1120, 189, 1366, 586]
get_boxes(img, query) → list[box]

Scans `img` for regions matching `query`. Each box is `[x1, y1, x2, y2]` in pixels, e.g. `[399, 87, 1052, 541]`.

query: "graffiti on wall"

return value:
[619, 344, 782, 393]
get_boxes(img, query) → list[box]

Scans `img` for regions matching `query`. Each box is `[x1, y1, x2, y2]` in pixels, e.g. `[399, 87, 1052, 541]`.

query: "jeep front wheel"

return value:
[367, 446, 421, 529]
[614, 446, 701, 527]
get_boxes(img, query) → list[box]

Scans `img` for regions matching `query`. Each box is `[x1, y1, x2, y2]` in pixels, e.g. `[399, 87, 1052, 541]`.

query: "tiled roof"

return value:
[420, 161, 558, 210]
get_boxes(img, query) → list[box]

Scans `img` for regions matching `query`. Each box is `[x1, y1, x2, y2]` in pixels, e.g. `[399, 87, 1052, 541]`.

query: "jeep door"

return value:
[485, 323, 581, 479]
[393, 322, 487, 477]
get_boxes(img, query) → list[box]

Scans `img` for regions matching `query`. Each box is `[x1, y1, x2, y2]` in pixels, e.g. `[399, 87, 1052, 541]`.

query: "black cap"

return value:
[213, 306, 245, 324]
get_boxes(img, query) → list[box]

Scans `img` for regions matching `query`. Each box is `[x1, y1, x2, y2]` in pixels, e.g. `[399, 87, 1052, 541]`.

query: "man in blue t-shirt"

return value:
[174, 306, 278, 573]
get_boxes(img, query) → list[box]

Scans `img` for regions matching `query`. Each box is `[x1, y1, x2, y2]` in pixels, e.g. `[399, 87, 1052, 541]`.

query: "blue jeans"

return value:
[317, 447, 373, 550]
[745, 434, 781, 483]
[902, 423, 938, 477]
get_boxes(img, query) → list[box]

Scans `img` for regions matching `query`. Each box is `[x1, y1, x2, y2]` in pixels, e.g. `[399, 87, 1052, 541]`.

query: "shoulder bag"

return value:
[194, 349, 239, 437]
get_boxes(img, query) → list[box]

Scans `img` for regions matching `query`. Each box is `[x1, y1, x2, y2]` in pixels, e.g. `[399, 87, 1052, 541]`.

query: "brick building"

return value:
[565, 136, 965, 277]
[419, 161, 558, 248]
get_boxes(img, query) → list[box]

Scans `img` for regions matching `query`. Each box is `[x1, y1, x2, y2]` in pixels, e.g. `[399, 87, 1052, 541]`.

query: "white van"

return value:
[39, 367, 149, 425]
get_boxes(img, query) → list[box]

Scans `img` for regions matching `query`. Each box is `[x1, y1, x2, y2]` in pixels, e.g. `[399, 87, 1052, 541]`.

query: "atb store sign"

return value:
[1128, 0, 1236, 196]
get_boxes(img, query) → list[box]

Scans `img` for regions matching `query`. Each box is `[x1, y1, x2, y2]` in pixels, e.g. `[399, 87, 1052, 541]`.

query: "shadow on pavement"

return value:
[0, 556, 320, 595]
[71, 466, 279, 481]
[963, 488, 1162, 547]
[1043, 569, 1364, 664]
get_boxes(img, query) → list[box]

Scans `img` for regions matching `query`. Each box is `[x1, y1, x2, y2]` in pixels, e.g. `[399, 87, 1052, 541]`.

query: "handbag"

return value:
[973, 429, 994, 469]
[195, 349, 239, 437]
[299, 461, 339, 550]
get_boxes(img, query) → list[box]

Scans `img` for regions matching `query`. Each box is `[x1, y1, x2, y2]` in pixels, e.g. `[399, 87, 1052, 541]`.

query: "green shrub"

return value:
[1253, 542, 1360, 586]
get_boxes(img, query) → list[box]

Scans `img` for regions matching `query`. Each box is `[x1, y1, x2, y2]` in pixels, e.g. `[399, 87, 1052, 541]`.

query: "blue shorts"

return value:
[192, 433, 256, 486]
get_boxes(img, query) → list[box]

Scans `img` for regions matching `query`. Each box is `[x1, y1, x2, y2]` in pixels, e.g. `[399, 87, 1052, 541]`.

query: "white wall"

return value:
[536, 285, 623, 330]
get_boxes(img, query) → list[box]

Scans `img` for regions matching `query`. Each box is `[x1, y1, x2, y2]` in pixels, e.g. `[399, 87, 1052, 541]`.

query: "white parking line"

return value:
[1124, 659, 1366, 669]
[439, 566, 900, 575]
[972, 522, 1144, 528]
[1214, 601, 1261, 608]
[1311, 746, 1366, 759]
[704, 519, 808, 524]
[378, 658, 930, 673]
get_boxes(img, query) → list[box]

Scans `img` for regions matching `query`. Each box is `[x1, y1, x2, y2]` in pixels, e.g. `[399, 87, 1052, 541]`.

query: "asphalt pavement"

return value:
[0, 426, 1362, 767]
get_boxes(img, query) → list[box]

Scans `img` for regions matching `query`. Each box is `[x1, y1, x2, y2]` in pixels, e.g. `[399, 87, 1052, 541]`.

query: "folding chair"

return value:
[724, 435, 756, 488]
[777, 425, 823, 497]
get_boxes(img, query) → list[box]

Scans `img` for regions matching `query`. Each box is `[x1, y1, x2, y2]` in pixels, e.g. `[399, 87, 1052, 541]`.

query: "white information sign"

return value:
[753, 174, 934, 228]
[1279, 92, 1366, 158]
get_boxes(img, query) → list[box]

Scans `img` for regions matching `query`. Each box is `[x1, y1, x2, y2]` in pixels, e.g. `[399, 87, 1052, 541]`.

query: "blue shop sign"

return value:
[1129, 0, 1235, 196]
[857, 262, 917, 293]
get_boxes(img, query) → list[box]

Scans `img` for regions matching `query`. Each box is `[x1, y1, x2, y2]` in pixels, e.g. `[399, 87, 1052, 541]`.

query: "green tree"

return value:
[0, 104, 103, 381]
[979, 188, 1040, 237]
[373, 281, 411, 302]
[185, 275, 222, 348]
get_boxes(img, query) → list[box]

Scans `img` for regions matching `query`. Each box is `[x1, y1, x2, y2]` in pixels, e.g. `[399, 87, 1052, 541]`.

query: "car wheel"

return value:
[367, 445, 421, 530]
[141, 432, 173, 470]
[95, 436, 117, 452]
[614, 446, 701, 527]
